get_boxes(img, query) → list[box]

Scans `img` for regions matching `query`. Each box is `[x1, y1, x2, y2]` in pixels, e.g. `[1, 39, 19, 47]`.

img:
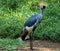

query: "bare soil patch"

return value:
[19, 40, 60, 51]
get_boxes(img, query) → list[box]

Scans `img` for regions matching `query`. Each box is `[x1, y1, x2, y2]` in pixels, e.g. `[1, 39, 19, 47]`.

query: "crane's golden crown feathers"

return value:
[39, 2, 48, 8]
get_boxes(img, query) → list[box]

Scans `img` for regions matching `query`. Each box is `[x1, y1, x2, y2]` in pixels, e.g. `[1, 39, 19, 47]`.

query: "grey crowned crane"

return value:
[20, 2, 47, 50]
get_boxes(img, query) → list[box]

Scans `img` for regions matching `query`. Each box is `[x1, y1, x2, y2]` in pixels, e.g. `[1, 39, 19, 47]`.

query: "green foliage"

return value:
[0, 0, 60, 42]
[0, 0, 27, 10]
[0, 39, 24, 50]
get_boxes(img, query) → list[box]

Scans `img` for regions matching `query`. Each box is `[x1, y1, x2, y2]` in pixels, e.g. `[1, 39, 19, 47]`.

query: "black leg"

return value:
[29, 33, 33, 50]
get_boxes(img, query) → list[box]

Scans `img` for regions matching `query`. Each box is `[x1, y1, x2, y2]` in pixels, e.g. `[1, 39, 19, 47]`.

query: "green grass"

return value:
[0, 38, 24, 50]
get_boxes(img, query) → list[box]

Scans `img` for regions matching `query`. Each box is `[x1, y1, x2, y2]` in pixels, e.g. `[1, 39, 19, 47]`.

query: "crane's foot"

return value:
[30, 48, 37, 51]
[30, 46, 33, 50]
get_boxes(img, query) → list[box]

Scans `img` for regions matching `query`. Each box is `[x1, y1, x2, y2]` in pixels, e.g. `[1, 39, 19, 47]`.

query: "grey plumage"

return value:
[24, 14, 43, 27]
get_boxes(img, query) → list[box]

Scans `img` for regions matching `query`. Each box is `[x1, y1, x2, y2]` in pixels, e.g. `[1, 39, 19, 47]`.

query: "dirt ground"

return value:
[0, 40, 60, 51]
[19, 40, 60, 51]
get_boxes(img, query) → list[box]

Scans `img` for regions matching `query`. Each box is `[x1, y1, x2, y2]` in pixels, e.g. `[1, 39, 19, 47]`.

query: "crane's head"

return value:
[39, 2, 48, 9]
[39, 2, 48, 14]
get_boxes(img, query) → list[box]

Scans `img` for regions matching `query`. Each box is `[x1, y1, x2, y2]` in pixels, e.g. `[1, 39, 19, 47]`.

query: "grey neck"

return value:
[41, 8, 44, 15]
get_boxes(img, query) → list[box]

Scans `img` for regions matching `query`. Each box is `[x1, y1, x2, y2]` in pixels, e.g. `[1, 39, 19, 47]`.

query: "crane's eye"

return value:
[43, 6, 46, 9]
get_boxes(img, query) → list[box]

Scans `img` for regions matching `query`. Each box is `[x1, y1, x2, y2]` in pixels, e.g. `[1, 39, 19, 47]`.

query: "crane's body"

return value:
[24, 14, 43, 27]
[20, 2, 47, 50]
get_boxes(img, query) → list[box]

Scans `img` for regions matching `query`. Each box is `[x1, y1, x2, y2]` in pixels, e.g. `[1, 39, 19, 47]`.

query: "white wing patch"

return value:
[25, 26, 33, 33]
[24, 19, 38, 33]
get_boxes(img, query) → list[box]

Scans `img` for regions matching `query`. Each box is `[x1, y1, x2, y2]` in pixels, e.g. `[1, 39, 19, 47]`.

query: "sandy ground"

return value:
[19, 40, 60, 51]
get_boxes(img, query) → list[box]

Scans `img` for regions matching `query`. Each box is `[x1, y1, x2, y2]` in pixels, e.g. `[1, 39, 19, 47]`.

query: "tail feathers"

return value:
[21, 28, 28, 41]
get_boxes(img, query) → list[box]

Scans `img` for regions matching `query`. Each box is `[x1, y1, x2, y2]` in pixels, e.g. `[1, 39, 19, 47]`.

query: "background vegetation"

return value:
[0, 38, 24, 50]
[0, 0, 60, 42]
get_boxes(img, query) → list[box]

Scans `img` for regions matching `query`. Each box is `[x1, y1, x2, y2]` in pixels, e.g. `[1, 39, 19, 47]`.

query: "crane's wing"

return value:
[24, 14, 43, 27]
[24, 15, 38, 27]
